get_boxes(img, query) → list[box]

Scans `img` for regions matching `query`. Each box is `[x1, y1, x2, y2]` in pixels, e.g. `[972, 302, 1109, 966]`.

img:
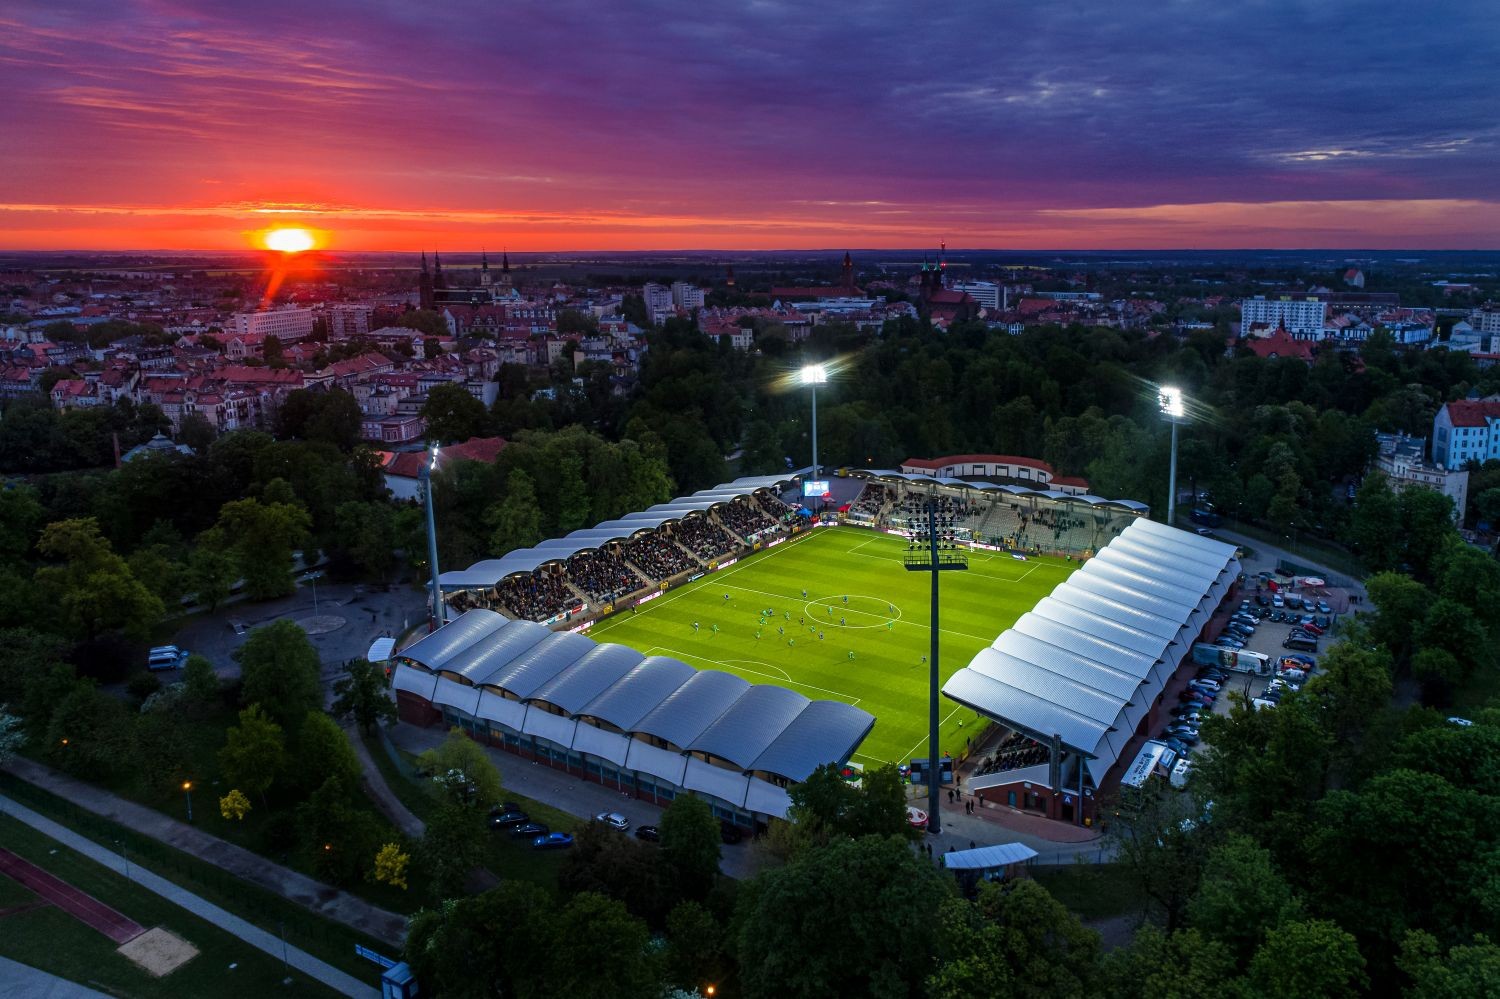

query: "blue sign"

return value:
[356, 944, 398, 969]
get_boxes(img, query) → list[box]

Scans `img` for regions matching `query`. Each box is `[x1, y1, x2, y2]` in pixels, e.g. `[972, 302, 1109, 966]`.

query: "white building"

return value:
[642, 283, 673, 325]
[1471, 306, 1500, 335]
[1432, 397, 1500, 469]
[231, 307, 315, 341]
[1373, 432, 1468, 522]
[1239, 296, 1326, 340]
[952, 280, 1003, 311]
[670, 282, 705, 310]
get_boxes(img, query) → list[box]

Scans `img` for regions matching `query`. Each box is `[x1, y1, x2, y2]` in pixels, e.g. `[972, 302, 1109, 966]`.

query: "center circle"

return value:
[803, 594, 903, 629]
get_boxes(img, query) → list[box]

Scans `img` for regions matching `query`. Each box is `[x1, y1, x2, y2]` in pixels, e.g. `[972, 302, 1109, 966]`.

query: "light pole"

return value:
[182, 781, 194, 823]
[418, 443, 444, 630]
[1158, 387, 1185, 526]
[798, 364, 827, 488]
[903, 487, 968, 836]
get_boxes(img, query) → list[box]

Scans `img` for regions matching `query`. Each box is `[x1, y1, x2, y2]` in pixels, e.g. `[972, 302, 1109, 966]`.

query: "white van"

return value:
[146, 646, 185, 671]
[1170, 758, 1193, 788]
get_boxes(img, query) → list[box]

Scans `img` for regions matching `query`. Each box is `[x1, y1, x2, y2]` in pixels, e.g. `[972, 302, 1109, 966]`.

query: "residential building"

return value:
[1432, 397, 1500, 469]
[1471, 306, 1500, 336]
[1239, 296, 1326, 339]
[952, 280, 1003, 311]
[327, 303, 377, 337]
[642, 283, 673, 324]
[230, 307, 315, 342]
[670, 281, 705, 310]
[1373, 432, 1468, 522]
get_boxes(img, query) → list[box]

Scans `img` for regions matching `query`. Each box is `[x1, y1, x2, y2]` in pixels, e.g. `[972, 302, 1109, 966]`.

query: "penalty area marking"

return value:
[897, 704, 965, 767]
[647, 646, 863, 705]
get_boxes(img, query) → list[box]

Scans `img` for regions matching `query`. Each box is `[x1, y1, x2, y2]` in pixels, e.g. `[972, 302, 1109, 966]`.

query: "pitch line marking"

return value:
[898, 705, 965, 766]
[645, 646, 862, 705]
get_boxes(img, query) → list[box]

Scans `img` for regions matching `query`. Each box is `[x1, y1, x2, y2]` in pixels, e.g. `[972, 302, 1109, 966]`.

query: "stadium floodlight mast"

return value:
[419, 442, 445, 630]
[903, 485, 968, 836]
[1158, 387, 1185, 526]
[799, 364, 828, 488]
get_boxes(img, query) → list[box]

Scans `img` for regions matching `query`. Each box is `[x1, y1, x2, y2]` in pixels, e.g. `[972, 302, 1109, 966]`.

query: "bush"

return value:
[67, 634, 138, 684]
[126, 672, 162, 706]
[261, 811, 298, 853]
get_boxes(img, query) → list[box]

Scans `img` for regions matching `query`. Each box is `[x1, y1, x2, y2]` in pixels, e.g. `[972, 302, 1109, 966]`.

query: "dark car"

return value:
[1255, 594, 1269, 607]
[489, 810, 529, 829]
[532, 832, 574, 850]
[489, 802, 521, 818]
[510, 821, 548, 839]
[635, 825, 661, 842]
[720, 821, 745, 845]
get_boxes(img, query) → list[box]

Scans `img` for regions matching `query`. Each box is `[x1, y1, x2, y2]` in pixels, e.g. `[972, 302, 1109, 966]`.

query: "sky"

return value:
[2, 0, 1498, 251]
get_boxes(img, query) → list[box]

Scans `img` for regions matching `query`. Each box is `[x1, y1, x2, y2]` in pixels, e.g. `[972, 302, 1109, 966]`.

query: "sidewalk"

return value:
[0, 794, 377, 999]
[2, 759, 407, 947]
[0, 956, 112, 999]
[346, 724, 424, 838]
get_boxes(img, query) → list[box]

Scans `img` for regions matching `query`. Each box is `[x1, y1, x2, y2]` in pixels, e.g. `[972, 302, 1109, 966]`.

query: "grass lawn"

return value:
[363, 730, 576, 891]
[0, 772, 393, 982]
[589, 526, 1076, 768]
[1030, 862, 1149, 921]
[0, 813, 347, 998]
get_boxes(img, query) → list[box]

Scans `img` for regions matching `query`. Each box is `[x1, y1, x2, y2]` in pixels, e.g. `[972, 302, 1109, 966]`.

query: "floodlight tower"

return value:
[799, 364, 827, 487]
[903, 485, 968, 835]
[418, 442, 445, 630]
[1158, 387, 1185, 527]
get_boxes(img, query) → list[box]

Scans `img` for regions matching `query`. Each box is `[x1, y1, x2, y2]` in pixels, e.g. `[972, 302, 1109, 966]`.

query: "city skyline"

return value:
[3, 0, 1497, 251]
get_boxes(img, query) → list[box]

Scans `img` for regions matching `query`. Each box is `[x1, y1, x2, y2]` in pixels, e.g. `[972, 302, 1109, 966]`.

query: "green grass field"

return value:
[589, 526, 1077, 768]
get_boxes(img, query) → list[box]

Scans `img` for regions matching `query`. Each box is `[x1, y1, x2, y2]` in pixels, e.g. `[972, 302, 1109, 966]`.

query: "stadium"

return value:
[391, 460, 1239, 832]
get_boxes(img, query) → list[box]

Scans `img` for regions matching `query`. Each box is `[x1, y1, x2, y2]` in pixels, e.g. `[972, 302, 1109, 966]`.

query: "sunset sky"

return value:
[2, 0, 1497, 251]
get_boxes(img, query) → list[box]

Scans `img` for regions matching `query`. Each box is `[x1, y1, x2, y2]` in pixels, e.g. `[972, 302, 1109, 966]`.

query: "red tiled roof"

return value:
[379, 435, 508, 480]
[1443, 400, 1500, 427]
[903, 454, 1059, 475]
[1244, 327, 1314, 362]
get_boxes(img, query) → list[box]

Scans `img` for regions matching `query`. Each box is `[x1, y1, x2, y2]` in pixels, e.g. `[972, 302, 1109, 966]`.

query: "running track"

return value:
[0, 847, 145, 944]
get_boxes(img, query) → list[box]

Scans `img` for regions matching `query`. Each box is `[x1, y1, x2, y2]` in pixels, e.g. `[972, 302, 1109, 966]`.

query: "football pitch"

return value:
[588, 526, 1078, 769]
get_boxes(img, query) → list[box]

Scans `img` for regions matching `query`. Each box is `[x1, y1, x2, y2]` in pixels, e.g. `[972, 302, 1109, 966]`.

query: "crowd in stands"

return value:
[717, 500, 775, 538]
[674, 516, 743, 561]
[849, 483, 888, 518]
[974, 731, 1050, 776]
[497, 570, 573, 622]
[624, 535, 698, 580]
[898, 493, 973, 519]
[566, 548, 642, 602]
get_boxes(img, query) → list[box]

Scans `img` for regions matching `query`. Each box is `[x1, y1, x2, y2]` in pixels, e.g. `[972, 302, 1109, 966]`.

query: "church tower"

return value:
[419, 252, 434, 310]
[499, 250, 513, 294]
[480, 249, 492, 287]
[840, 251, 854, 294]
[433, 253, 448, 291]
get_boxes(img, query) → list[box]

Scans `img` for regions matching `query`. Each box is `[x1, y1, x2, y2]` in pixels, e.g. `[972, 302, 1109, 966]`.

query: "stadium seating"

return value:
[623, 535, 698, 580]
[716, 500, 775, 539]
[496, 570, 574, 622]
[566, 548, 646, 603]
[673, 516, 742, 561]
[974, 731, 1051, 776]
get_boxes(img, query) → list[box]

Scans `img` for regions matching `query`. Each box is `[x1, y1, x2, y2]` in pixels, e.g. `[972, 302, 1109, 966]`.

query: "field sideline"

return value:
[590, 525, 1077, 768]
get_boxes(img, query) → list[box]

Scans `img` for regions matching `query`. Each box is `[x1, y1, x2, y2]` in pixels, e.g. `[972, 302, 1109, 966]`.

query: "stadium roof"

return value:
[942, 518, 1238, 788]
[395, 609, 875, 797]
[858, 470, 1148, 510]
[438, 471, 811, 589]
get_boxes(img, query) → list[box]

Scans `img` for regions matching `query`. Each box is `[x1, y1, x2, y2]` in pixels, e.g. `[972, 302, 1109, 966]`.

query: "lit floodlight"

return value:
[799, 364, 828, 386]
[1158, 386, 1185, 419]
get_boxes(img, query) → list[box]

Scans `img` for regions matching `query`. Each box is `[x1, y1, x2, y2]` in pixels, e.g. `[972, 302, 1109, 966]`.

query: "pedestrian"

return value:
[692, 621, 699, 632]
[843, 595, 848, 604]
[969, 840, 976, 850]
[947, 789, 954, 803]
[802, 588, 808, 598]
[840, 616, 846, 626]
[887, 620, 894, 631]
[819, 631, 825, 640]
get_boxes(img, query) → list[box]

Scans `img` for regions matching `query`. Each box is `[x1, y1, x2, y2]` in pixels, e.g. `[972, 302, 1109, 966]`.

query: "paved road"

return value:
[0, 795, 377, 998]
[0, 956, 113, 999]
[2, 758, 407, 947]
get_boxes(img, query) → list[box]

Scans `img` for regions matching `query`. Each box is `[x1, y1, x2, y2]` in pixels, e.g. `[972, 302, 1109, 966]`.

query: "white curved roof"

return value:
[943, 519, 1239, 787]
[394, 608, 874, 794]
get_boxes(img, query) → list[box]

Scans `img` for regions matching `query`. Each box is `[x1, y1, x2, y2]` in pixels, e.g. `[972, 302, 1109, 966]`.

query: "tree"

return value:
[275, 388, 362, 451]
[484, 469, 544, 555]
[1398, 930, 1500, 998]
[177, 411, 216, 453]
[218, 705, 286, 806]
[735, 835, 953, 999]
[396, 309, 448, 337]
[1246, 919, 1366, 998]
[33, 518, 164, 640]
[1364, 571, 1429, 665]
[560, 819, 674, 925]
[1101, 925, 1235, 999]
[333, 501, 396, 580]
[300, 775, 379, 885]
[548, 891, 656, 999]
[0, 705, 24, 765]
[1399, 486, 1457, 581]
[45, 682, 136, 781]
[234, 620, 322, 730]
[297, 711, 362, 794]
[332, 659, 397, 735]
[415, 727, 505, 808]
[663, 900, 727, 994]
[183, 654, 220, 708]
[186, 536, 237, 610]
[928, 879, 1100, 999]
[373, 843, 410, 890]
[659, 793, 721, 899]
[1105, 785, 1211, 932]
[1188, 834, 1303, 964]
[212, 496, 311, 600]
[1477, 487, 1500, 526]
[418, 800, 487, 899]
[220, 789, 252, 821]
[421, 383, 490, 444]
[405, 881, 552, 999]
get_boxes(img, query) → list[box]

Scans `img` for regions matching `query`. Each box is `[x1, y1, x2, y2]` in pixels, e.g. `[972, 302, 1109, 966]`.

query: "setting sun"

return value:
[262, 227, 317, 253]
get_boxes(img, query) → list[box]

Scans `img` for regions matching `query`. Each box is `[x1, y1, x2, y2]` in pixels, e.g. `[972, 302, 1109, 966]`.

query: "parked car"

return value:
[634, 825, 661, 842]
[1162, 738, 1191, 756]
[1301, 622, 1324, 636]
[1272, 594, 1284, 608]
[532, 832, 574, 850]
[1196, 668, 1229, 682]
[510, 821, 548, 839]
[594, 811, 629, 831]
[1282, 653, 1316, 667]
[1166, 730, 1200, 746]
[1314, 615, 1331, 629]
[1278, 668, 1308, 683]
[489, 811, 529, 829]
[1255, 594, 1270, 607]
[1215, 638, 1245, 650]
[1317, 601, 1333, 615]
[147, 645, 188, 671]
[1190, 678, 1221, 692]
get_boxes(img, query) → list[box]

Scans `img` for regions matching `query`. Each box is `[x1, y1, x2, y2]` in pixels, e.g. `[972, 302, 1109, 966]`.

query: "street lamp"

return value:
[1158, 387, 1185, 526]
[418, 443, 445, 631]
[798, 364, 828, 487]
[182, 781, 194, 823]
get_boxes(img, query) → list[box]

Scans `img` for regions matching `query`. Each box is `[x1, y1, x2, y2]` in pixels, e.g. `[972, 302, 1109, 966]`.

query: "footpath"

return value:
[346, 724, 425, 839]
[2, 758, 407, 946]
[0, 794, 378, 998]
